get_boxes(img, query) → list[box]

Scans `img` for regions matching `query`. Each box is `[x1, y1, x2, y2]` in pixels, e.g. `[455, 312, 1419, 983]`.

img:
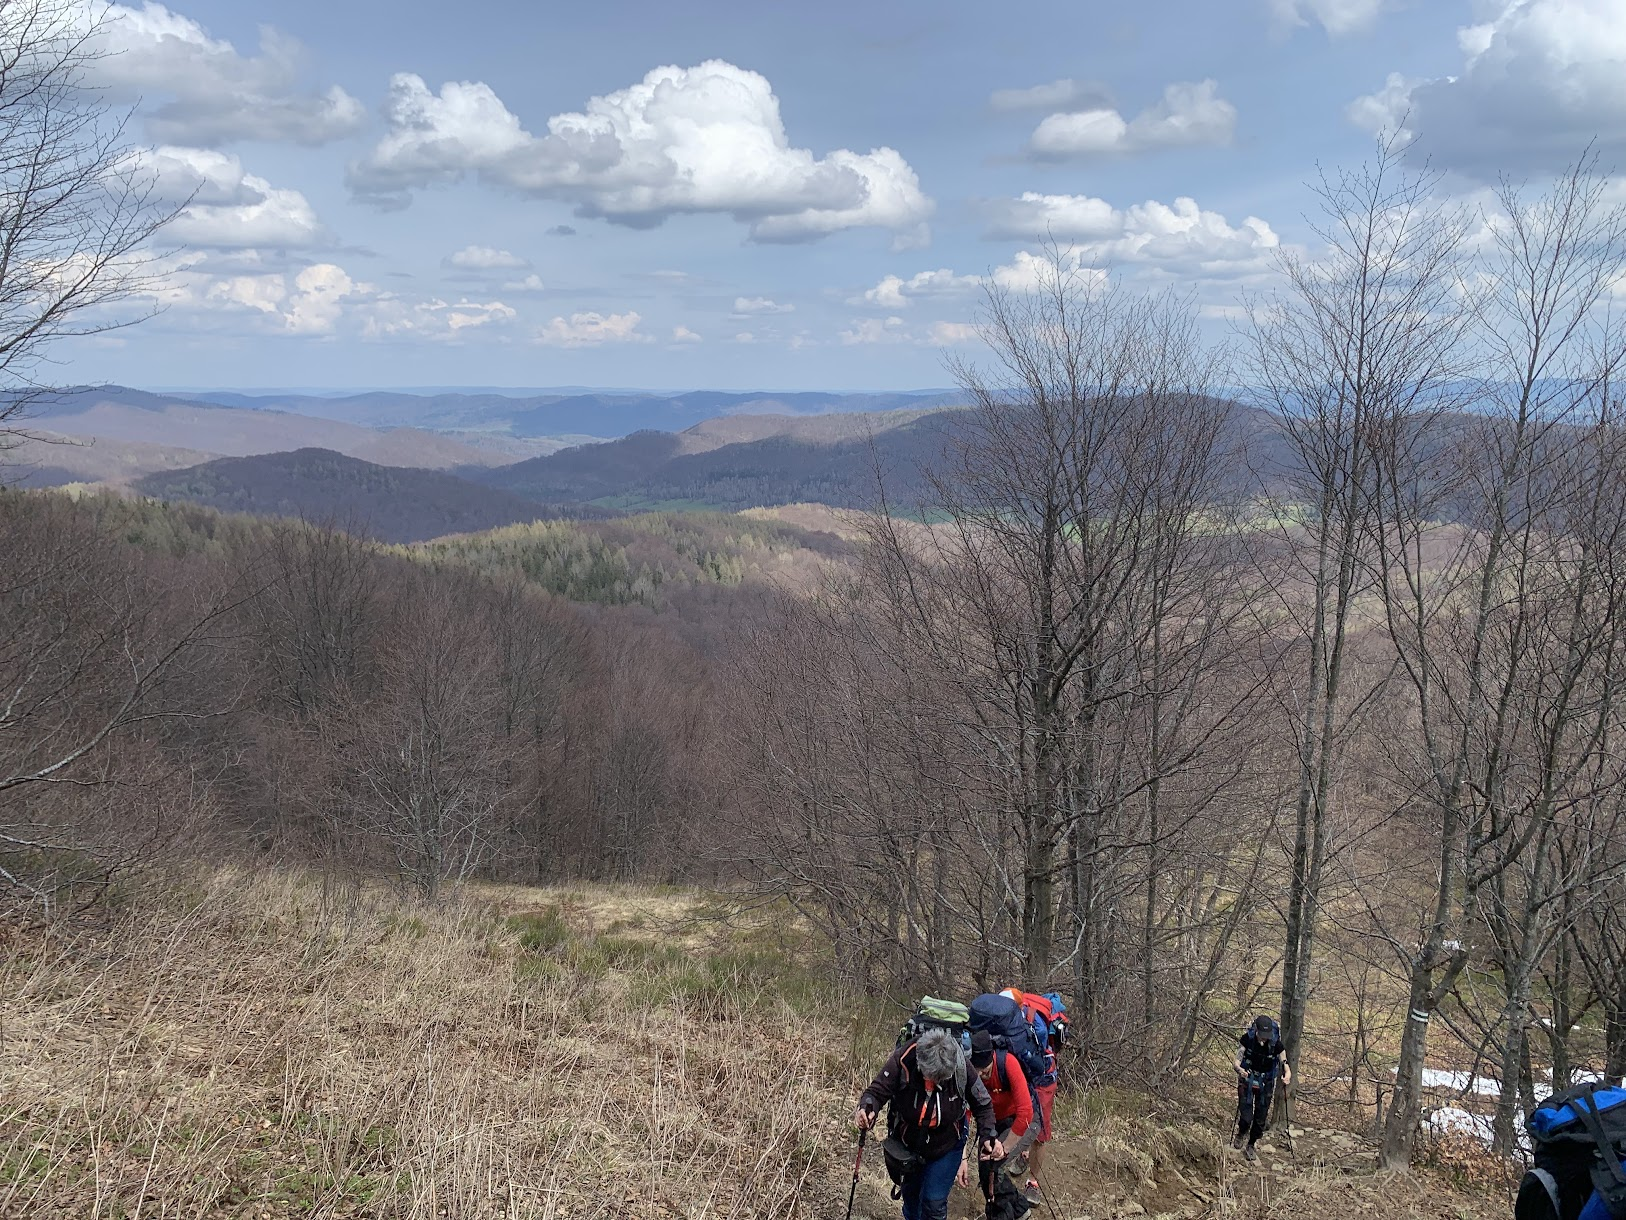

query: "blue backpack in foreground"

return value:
[967, 992, 1053, 1089]
[1518, 1083, 1626, 1220]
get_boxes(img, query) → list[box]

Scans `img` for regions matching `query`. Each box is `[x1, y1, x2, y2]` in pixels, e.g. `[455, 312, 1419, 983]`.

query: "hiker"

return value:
[995, 988, 1065, 1206]
[855, 1027, 1003, 1220]
[963, 1029, 1036, 1219]
[1233, 1014, 1291, 1161]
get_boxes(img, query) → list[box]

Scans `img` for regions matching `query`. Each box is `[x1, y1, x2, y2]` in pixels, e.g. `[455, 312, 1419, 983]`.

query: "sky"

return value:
[46, 0, 1626, 391]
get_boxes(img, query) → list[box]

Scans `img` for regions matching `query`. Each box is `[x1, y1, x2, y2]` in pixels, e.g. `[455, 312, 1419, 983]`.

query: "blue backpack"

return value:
[968, 993, 1053, 1090]
[1518, 1084, 1626, 1220]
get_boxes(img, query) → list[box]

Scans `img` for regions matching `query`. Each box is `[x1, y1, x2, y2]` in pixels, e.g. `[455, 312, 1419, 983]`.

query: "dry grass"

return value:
[0, 868, 1512, 1219]
[0, 869, 852, 1219]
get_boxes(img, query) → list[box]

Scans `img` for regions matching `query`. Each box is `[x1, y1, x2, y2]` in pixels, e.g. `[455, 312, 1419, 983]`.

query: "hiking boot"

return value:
[1022, 1180, 1045, 1207]
[1243, 1143, 1259, 1163]
[1005, 1152, 1029, 1177]
[1231, 1133, 1246, 1150]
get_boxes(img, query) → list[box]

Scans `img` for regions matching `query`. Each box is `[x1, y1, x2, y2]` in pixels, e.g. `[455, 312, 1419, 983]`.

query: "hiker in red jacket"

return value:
[1001, 988, 1064, 1206]
[855, 1028, 1002, 1220]
[970, 1029, 1033, 1153]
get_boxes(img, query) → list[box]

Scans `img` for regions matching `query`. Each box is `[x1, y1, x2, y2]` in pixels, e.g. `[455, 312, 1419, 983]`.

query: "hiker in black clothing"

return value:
[1233, 1014, 1291, 1161]
[855, 1028, 1003, 1220]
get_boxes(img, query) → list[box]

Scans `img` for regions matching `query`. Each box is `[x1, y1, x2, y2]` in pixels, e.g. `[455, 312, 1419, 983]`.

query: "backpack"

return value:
[978, 1153, 1034, 1220]
[969, 992, 1053, 1090]
[1008, 989, 1069, 1078]
[897, 996, 972, 1056]
[1038, 991, 1068, 1051]
[1240, 1018, 1283, 1079]
[1518, 1084, 1626, 1220]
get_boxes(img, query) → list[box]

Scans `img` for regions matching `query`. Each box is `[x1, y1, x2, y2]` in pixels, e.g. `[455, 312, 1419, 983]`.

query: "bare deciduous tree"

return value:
[0, 491, 234, 915]
[0, 0, 177, 447]
[1370, 154, 1626, 1166]
[1241, 135, 1474, 1100]
[342, 591, 505, 901]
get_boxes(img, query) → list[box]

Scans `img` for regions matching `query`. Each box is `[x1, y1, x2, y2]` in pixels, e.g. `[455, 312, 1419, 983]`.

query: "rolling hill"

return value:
[19, 387, 561, 472]
[478, 408, 961, 510]
[2, 431, 220, 488]
[132, 449, 592, 543]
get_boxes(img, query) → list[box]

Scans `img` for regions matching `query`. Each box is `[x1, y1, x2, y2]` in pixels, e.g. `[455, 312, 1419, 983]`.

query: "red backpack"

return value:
[1002, 988, 1067, 1079]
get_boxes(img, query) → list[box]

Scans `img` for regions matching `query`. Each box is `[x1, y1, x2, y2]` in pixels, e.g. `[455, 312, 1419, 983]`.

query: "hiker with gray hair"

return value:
[854, 1027, 1002, 1220]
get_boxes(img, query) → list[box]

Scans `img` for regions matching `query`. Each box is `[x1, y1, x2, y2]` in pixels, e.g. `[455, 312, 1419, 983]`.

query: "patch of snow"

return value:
[1540, 1069, 1608, 1086]
[1425, 1106, 1530, 1150]
[1427, 1107, 1495, 1140]
[1418, 1068, 1502, 1096]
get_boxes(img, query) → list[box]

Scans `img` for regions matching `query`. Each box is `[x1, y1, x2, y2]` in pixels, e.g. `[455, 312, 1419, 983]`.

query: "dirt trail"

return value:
[834, 1119, 1504, 1220]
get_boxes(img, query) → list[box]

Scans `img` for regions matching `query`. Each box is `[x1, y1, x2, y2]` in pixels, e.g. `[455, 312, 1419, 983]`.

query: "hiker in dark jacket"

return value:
[1233, 1014, 1291, 1161]
[855, 1028, 1002, 1220]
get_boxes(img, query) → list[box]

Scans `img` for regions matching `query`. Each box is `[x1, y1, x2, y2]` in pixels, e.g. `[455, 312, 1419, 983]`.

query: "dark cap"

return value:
[970, 1029, 995, 1069]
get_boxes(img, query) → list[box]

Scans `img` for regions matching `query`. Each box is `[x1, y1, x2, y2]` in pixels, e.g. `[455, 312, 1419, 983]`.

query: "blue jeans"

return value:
[899, 1131, 966, 1220]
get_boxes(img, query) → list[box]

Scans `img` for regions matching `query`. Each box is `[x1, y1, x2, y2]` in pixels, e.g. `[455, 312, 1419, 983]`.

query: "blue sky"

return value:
[59, 0, 1626, 391]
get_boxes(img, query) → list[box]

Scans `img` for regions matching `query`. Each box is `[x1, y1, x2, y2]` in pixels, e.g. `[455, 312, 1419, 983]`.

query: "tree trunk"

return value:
[1607, 987, 1626, 1086]
[1382, 938, 1465, 1168]
[1380, 959, 1436, 1169]
[1492, 973, 1530, 1155]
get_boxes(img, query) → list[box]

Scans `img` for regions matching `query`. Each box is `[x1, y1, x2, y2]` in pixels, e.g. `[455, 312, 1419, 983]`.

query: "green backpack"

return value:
[896, 996, 972, 1053]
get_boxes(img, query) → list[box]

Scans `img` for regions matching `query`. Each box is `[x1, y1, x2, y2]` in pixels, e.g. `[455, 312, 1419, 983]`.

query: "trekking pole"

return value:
[844, 1127, 867, 1220]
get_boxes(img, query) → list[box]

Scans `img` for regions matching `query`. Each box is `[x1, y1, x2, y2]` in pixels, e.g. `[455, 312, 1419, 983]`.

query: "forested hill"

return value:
[478, 408, 963, 510]
[132, 448, 587, 543]
[477, 399, 1298, 511]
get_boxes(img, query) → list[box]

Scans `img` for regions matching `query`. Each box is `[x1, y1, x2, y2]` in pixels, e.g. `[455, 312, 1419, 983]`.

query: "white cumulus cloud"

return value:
[983, 192, 1122, 241]
[672, 325, 703, 343]
[732, 296, 795, 315]
[284, 264, 360, 335]
[992, 195, 1279, 279]
[82, 3, 365, 146]
[1349, 0, 1626, 175]
[865, 195, 1279, 307]
[1028, 80, 1236, 158]
[347, 60, 933, 244]
[443, 246, 531, 271]
[536, 311, 650, 347]
[141, 254, 532, 346]
[362, 297, 517, 341]
[143, 146, 328, 249]
[925, 321, 979, 346]
[840, 316, 909, 345]
[1269, 0, 1392, 37]
[852, 269, 979, 308]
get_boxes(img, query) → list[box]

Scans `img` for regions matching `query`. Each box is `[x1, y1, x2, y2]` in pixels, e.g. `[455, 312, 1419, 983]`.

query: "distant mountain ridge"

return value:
[476, 398, 1307, 513]
[478, 408, 963, 510]
[133, 449, 596, 543]
[23, 387, 554, 468]
[166, 386, 968, 437]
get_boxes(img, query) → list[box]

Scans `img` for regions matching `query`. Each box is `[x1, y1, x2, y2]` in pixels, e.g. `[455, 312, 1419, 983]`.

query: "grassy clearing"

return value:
[0, 870, 849, 1219]
[0, 869, 1509, 1219]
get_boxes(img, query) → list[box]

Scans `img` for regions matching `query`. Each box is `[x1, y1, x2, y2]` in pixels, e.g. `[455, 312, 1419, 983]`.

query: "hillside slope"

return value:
[2, 431, 220, 488]
[0, 868, 1509, 1219]
[483, 409, 960, 510]
[133, 449, 577, 543]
